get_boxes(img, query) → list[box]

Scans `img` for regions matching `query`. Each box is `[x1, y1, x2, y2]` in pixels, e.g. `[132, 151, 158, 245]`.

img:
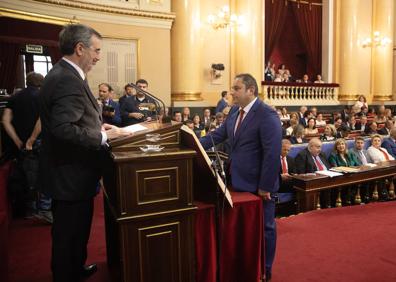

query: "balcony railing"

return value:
[261, 82, 340, 106]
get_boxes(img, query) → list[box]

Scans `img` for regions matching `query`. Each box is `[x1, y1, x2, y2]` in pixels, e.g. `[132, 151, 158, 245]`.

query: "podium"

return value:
[102, 121, 203, 282]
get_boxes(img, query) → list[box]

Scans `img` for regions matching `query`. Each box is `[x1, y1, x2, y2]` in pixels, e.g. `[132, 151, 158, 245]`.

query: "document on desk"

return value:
[123, 123, 148, 133]
[315, 170, 343, 177]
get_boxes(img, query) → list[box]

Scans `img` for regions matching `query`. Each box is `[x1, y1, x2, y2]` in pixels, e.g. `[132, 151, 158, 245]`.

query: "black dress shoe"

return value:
[81, 264, 97, 278]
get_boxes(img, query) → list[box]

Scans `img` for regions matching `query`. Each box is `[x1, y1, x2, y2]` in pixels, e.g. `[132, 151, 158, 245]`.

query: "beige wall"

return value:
[83, 20, 171, 105]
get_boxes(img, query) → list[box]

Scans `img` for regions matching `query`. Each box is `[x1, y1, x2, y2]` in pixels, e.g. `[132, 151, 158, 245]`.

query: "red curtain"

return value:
[291, 2, 322, 78]
[0, 43, 20, 94]
[265, 0, 289, 62]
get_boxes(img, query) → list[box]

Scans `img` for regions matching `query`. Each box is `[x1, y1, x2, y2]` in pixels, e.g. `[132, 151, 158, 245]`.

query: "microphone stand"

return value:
[127, 83, 170, 123]
[208, 133, 228, 282]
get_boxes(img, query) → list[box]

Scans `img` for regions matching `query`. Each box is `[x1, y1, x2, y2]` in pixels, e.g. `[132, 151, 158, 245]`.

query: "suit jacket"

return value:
[349, 147, 373, 164]
[200, 98, 282, 193]
[295, 148, 331, 174]
[120, 95, 155, 126]
[378, 127, 390, 136]
[39, 59, 104, 201]
[279, 156, 295, 193]
[102, 99, 121, 126]
[215, 98, 228, 114]
[328, 151, 362, 167]
[381, 138, 396, 158]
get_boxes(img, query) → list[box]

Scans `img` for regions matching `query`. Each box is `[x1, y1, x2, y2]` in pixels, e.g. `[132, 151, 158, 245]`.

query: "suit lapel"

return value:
[233, 99, 260, 145]
[59, 60, 100, 115]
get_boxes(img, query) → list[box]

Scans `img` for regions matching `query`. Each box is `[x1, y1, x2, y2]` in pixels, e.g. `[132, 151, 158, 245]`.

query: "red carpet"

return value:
[7, 194, 396, 282]
[272, 201, 396, 282]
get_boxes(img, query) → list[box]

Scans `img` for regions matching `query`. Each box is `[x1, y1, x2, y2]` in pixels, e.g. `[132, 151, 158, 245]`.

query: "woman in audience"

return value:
[290, 125, 307, 144]
[280, 107, 290, 123]
[314, 74, 325, 83]
[328, 138, 361, 167]
[316, 113, 326, 127]
[304, 118, 318, 135]
[367, 134, 395, 163]
[375, 106, 387, 124]
[384, 108, 393, 120]
[320, 124, 337, 141]
[192, 113, 204, 137]
[182, 107, 191, 121]
[277, 64, 288, 76]
[286, 118, 298, 136]
[353, 95, 368, 114]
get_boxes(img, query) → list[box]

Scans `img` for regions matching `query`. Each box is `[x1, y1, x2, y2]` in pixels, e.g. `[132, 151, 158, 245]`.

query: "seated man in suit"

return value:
[381, 127, 396, 158]
[295, 138, 331, 173]
[350, 136, 373, 165]
[378, 120, 394, 136]
[277, 139, 296, 207]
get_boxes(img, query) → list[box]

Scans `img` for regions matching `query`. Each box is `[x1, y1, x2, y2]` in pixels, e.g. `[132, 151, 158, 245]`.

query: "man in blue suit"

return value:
[200, 73, 282, 282]
[215, 90, 229, 113]
[382, 128, 396, 158]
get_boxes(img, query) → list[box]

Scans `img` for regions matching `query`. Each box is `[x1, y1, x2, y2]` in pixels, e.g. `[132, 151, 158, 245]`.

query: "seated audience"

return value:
[334, 117, 343, 130]
[202, 108, 212, 131]
[320, 124, 337, 141]
[381, 128, 396, 158]
[280, 107, 290, 123]
[265, 61, 274, 81]
[341, 106, 350, 122]
[301, 74, 310, 83]
[172, 111, 182, 122]
[213, 112, 225, 128]
[192, 113, 205, 138]
[304, 118, 318, 135]
[364, 122, 378, 135]
[277, 64, 288, 76]
[216, 91, 228, 114]
[284, 70, 295, 82]
[279, 139, 296, 193]
[182, 107, 191, 121]
[310, 107, 318, 118]
[295, 138, 331, 173]
[367, 134, 395, 163]
[314, 74, 325, 83]
[290, 125, 308, 144]
[359, 115, 368, 133]
[273, 73, 283, 82]
[353, 95, 368, 114]
[378, 120, 393, 135]
[286, 119, 298, 136]
[98, 83, 121, 126]
[346, 115, 359, 131]
[350, 136, 373, 165]
[336, 124, 351, 139]
[328, 138, 361, 167]
[185, 119, 194, 131]
[298, 106, 307, 121]
[315, 113, 326, 127]
[384, 108, 393, 120]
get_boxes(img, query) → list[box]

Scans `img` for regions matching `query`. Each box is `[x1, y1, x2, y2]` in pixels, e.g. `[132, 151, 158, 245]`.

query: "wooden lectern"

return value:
[102, 121, 208, 282]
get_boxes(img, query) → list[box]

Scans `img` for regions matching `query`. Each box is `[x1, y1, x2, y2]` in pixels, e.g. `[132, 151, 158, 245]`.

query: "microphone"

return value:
[127, 83, 170, 123]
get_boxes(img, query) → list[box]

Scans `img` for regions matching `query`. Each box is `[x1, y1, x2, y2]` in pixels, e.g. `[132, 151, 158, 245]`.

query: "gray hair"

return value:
[59, 24, 102, 55]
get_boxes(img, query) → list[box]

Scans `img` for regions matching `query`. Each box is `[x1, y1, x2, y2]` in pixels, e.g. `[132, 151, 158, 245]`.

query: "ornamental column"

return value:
[337, 0, 360, 101]
[171, 0, 202, 102]
[372, 0, 394, 101]
[233, 0, 263, 88]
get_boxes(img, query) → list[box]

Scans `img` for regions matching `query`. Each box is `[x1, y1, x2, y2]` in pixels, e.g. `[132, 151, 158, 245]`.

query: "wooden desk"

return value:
[292, 160, 396, 212]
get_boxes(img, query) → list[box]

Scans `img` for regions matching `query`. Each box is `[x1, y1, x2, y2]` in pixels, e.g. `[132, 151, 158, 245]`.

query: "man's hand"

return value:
[129, 112, 144, 119]
[281, 173, 292, 181]
[102, 123, 131, 140]
[258, 189, 271, 201]
[25, 137, 35, 150]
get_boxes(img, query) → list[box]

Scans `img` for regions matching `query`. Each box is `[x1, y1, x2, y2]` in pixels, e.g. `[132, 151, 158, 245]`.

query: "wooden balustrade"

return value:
[261, 82, 340, 106]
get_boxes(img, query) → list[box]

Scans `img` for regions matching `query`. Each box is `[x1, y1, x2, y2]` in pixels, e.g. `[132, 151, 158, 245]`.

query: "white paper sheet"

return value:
[315, 170, 343, 178]
[123, 123, 148, 133]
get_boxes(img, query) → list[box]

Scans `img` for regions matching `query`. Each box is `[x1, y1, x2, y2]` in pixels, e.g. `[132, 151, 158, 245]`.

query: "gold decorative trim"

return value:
[0, 7, 77, 25]
[338, 95, 360, 101]
[117, 206, 196, 221]
[373, 95, 393, 102]
[32, 0, 176, 21]
[287, 0, 323, 6]
[171, 92, 203, 102]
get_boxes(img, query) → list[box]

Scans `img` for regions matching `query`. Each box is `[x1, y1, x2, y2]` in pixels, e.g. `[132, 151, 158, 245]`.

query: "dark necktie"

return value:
[235, 109, 245, 134]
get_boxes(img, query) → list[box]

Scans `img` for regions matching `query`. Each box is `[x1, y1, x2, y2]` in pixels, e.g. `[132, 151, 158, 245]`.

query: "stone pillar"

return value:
[338, 0, 360, 101]
[171, 0, 202, 101]
[372, 0, 394, 101]
[233, 0, 263, 89]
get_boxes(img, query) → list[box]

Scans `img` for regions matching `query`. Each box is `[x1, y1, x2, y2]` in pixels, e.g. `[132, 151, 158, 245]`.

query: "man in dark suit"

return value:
[381, 128, 396, 158]
[200, 73, 282, 281]
[98, 83, 121, 126]
[295, 138, 331, 173]
[350, 136, 373, 164]
[378, 120, 393, 135]
[39, 24, 127, 282]
[279, 139, 295, 193]
[215, 90, 228, 113]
